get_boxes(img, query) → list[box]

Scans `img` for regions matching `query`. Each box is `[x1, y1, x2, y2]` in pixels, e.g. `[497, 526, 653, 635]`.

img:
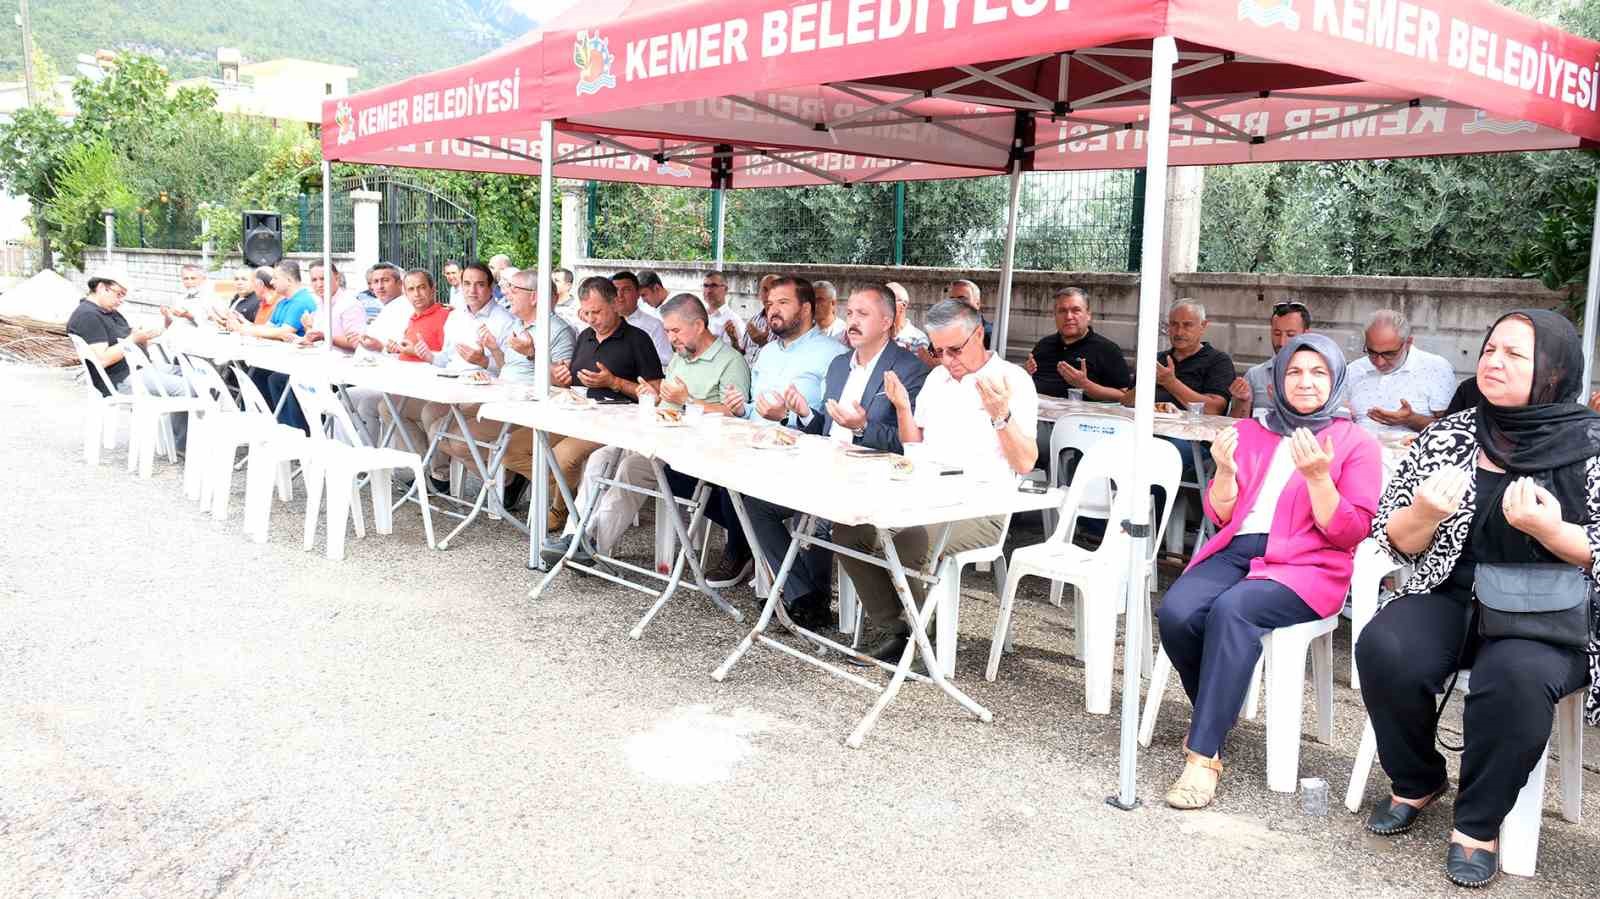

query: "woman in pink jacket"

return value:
[1157, 332, 1382, 810]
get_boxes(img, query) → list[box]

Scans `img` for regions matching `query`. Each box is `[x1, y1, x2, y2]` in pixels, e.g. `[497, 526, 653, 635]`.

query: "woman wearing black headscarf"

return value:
[1156, 334, 1382, 810]
[1358, 309, 1600, 888]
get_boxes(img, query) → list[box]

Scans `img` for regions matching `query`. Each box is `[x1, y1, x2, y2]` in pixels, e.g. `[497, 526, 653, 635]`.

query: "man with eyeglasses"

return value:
[834, 298, 1038, 662]
[1346, 308, 1455, 439]
[699, 270, 746, 350]
[1228, 300, 1312, 419]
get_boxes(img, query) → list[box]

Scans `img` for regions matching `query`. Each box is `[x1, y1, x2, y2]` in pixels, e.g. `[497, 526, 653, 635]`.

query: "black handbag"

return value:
[1474, 562, 1593, 649]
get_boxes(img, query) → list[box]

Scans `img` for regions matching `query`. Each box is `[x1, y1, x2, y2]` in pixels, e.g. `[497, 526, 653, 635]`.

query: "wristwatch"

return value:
[991, 412, 1011, 430]
[852, 425, 866, 439]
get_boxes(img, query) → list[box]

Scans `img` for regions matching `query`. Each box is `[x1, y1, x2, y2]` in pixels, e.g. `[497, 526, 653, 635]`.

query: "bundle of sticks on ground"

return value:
[0, 317, 76, 367]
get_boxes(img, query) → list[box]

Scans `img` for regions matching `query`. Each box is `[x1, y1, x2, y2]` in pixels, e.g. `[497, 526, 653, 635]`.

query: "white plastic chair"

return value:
[180, 354, 307, 523]
[1139, 614, 1337, 793]
[67, 333, 136, 466]
[928, 514, 1012, 678]
[117, 338, 207, 480]
[1038, 413, 1132, 540]
[985, 435, 1183, 714]
[289, 374, 437, 561]
[1344, 678, 1583, 878]
[1039, 414, 1134, 611]
[1347, 538, 1405, 691]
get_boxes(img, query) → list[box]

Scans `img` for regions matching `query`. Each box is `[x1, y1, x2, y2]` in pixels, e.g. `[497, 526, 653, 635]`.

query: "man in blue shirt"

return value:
[694, 276, 845, 588]
[229, 260, 319, 428]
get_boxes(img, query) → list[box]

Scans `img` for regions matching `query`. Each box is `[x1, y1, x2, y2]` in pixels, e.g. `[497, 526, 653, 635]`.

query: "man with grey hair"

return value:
[1346, 308, 1455, 438]
[489, 254, 513, 302]
[163, 263, 216, 328]
[812, 279, 848, 344]
[1122, 299, 1234, 415]
[886, 281, 929, 353]
[947, 278, 994, 350]
[836, 297, 1038, 662]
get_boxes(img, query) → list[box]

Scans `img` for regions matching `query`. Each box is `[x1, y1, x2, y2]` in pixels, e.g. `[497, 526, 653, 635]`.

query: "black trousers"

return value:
[1156, 534, 1318, 757]
[1355, 591, 1589, 841]
[663, 470, 749, 562]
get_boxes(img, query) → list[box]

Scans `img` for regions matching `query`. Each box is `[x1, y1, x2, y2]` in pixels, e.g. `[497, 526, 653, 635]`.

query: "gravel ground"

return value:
[2, 361, 1597, 898]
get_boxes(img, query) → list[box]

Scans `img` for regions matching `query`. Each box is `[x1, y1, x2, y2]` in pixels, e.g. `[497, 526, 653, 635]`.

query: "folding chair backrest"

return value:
[1049, 434, 1133, 552]
[179, 354, 238, 413]
[288, 373, 366, 447]
[116, 338, 165, 398]
[1138, 436, 1185, 566]
[68, 333, 121, 398]
[231, 362, 275, 416]
[1051, 414, 1133, 519]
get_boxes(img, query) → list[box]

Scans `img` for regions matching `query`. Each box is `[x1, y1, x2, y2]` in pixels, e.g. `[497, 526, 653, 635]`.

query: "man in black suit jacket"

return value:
[753, 285, 928, 629]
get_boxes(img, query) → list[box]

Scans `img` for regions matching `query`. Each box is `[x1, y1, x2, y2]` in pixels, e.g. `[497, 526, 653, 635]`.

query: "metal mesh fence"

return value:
[587, 169, 1142, 271]
[288, 191, 356, 255]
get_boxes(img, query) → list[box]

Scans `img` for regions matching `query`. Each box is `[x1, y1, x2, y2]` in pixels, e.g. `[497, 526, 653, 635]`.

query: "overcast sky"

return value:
[509, 0, 583, 25]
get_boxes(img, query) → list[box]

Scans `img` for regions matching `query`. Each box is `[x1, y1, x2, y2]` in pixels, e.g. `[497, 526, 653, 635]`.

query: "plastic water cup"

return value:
[685, 403, 705, 425]
[1068, 389, 1085, 402]
[638, 393, 657, 423]
[1186, 401, 1206, 420]
[1299, 777, 1329, 817]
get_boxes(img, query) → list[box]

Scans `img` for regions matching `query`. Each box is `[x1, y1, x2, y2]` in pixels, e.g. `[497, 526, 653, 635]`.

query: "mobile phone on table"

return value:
[1018, 480, 1049, 495]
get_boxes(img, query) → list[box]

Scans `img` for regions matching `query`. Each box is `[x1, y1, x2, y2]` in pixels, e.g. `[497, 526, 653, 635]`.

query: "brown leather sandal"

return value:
[1165, 752, 1224, 810]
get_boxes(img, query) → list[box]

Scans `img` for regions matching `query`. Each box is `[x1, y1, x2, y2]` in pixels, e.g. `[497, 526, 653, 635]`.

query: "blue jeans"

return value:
[1156, 534, 1317, 757]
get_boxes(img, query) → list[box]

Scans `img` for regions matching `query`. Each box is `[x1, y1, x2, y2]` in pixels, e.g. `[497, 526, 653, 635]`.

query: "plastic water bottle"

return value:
[1300, 777, 1329, 817]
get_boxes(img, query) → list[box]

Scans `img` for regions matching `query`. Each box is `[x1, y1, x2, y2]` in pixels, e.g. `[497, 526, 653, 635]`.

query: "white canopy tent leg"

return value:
[1111, 34, 1177, 812]
[993, 163, 1023, 357]
[533, 119, 556, 561]
[714, 186, 727, 266]
[322, 160, 333, 356]
[1580, 187, 1600, 393]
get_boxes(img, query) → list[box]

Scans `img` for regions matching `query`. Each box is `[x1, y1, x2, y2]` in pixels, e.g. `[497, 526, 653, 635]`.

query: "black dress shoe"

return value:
[1445, 843, 1499, 888]
[785, 592, 834, 631]
[502, 472, 530, 509]
[426, 475, 453, 497]
[1366, 783, 1448, 836]
[859, 630, 910, 665]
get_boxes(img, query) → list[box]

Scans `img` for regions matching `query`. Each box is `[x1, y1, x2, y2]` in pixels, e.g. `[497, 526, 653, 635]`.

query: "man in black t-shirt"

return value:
[66, 275, 190, 448]
[1122, 300, 1235, 414]
[526, 276, 664, 532]
[1025, 287, 1131, 399]
[1025, 286, 1134, 471]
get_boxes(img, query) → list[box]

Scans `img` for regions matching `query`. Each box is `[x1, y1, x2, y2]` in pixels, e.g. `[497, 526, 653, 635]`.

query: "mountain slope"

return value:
[0, 0, 536, 91]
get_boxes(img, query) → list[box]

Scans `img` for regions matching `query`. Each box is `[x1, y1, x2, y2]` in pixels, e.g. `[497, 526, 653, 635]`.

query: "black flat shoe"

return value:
[1445, 843, 1499, 888]
[843, 630, 911, 667]
[786, 595, 834, 632]
[1366, 783, 1448, 836]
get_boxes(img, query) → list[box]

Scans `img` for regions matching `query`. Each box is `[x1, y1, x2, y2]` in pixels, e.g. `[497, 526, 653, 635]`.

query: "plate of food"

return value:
[889, 457, 915, 480]
[352, 355, 381, 368]
[463, 370, 494, 385]
[655, 407, 688, 427]
[1153, 402, 1182, 418]
[748, 428, 799, 451]
[551, 389, 596, 409]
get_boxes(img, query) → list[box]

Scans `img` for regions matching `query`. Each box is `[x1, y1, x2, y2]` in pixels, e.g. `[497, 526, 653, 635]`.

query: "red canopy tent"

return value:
[321, 0, 1600, 804]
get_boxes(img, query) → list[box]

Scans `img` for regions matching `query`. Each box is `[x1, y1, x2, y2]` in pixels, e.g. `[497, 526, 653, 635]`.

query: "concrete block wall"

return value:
[580, 258, 1569, 381]
[76, 247, 357, 316]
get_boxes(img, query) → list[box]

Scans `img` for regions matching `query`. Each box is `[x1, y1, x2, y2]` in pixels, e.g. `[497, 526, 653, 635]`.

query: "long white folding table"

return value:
[477, 399, 745, 638]
[658, 428, 1060, 748]
[170, 330, 531, 547]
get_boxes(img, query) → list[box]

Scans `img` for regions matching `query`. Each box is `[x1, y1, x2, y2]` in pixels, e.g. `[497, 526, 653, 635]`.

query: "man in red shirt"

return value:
[378, 271, 451, 469]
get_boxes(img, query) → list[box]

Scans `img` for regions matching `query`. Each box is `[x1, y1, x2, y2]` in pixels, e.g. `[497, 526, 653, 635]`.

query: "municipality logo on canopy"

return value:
[334, 101, 355, 146]
[1462, 110, 1537, 135]
[1238, 0, 1300, 30]
[574, 30, 617, 95]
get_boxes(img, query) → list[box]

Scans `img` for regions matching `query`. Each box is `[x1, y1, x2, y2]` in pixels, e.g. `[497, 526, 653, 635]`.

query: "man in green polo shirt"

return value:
[543, 293, 751, 562]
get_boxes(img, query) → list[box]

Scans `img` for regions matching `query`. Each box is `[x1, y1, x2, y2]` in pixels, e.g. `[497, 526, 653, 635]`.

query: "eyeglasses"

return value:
[929, 326, 980, 360]
[1364, 345, 1405, 362]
